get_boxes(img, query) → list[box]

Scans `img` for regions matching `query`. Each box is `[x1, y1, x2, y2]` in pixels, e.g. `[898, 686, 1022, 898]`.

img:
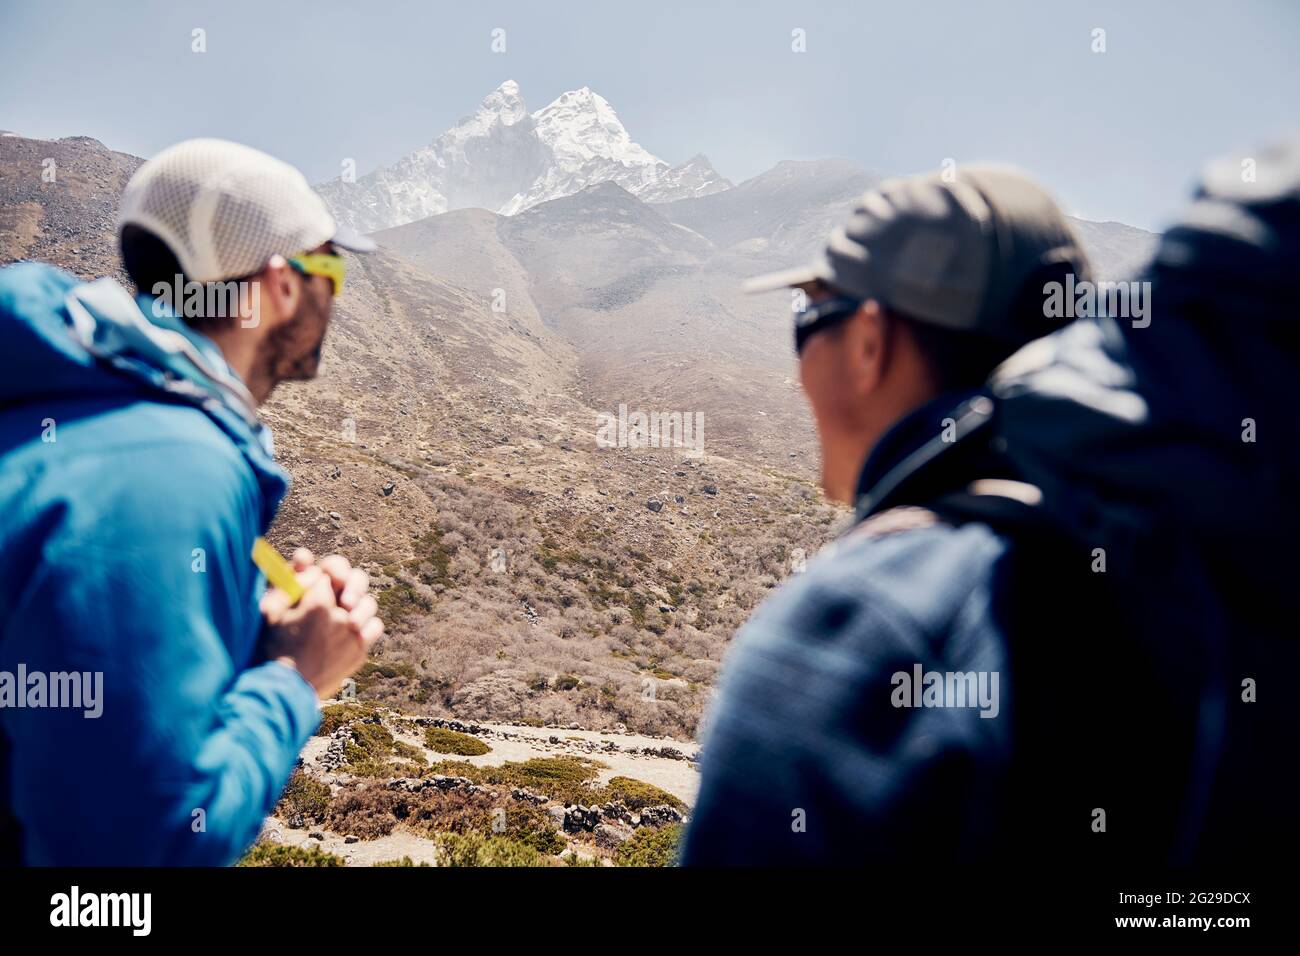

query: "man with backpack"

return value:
[681, 166, 1096, 864]
[0, 139, 384, 864]
[685, 142, 1300, 867]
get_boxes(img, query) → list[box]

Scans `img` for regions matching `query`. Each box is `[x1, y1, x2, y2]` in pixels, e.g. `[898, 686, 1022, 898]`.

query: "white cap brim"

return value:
[331, 224, 377, 253]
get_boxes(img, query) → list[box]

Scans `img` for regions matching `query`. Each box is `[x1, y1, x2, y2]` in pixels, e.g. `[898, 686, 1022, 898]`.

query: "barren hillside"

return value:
[0, 132, 842, 742]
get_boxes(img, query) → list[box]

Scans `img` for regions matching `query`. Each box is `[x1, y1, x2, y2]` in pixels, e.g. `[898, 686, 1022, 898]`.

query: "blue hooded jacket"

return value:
[0, 261, 320, 865]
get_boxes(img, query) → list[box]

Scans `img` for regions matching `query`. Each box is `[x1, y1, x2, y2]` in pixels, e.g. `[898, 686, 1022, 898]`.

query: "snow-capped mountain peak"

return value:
[635, 154, 734, 203]
[496, 87, 668, 216]
[436, 79, 534, 162]
[465, 79, 528, 130]
[317, 82, 732, 230]
[531, 87, 657, 167]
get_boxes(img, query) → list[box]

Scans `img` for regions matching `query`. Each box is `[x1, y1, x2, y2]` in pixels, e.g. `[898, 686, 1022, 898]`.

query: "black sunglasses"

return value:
[793, 295, 862, 354]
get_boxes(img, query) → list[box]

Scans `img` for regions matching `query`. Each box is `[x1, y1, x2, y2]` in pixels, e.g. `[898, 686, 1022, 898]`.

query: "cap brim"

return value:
[742, 261, 832, 294]
[331, 224, 377, 254]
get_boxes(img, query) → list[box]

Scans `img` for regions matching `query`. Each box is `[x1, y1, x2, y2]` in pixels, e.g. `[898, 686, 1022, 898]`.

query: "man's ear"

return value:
[253, 255, 301, 328]
[840, 299, 890, 398]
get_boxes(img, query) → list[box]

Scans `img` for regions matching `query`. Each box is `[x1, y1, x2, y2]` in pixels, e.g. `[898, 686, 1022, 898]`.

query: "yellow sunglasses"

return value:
[288, 252, 346, 296]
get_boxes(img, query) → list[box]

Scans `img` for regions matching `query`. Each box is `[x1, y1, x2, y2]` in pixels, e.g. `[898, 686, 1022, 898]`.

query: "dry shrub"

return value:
[332, 462, 839, 738]
[324, 780, 564, 854]
[323, 784, 406, 839]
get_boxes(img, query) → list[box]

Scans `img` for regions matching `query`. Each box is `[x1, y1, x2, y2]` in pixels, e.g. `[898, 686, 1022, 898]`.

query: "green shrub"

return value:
[601, 776, 687, 812]
[411, 527, 454, 588]
[337, 720, 424, 777]
[317, 707, 350, 737]
[376, 577, 432, 629]
[374, 856, 430, 867]
[354, 660, 416, 691]
[425, 759, 484, 779]
[276, 769, 331, 821]
[342, 721, 395, 776]
[237, 843, 344, 867]
[316, 702, 381, 736]
[614, 823, 683, 867]
[485, 757, 603, 804]
[628, 596, 647, 627]
[434, 831, 549, 867]
[351, 722, 395, 751]
[426, 756, 604, 805]
[424, 726, 491, 756]
[498, 802, 565, 855]
[391, 739, 428, 765]
[503, 756, 602, 785]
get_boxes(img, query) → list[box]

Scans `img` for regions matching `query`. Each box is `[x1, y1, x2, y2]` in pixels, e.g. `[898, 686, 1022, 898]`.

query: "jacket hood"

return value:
[0, 262, 288, 526]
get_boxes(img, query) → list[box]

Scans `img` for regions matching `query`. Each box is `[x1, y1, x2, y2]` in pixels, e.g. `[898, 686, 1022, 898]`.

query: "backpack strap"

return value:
[845, 478, 1050, 546]
[841, 505, 942, 545]
[927, 479, 1049, 538]
[853, 395, 997, 522]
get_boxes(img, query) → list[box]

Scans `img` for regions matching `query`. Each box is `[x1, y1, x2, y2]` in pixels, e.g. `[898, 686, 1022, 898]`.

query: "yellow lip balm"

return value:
[252, 537, 305, 605]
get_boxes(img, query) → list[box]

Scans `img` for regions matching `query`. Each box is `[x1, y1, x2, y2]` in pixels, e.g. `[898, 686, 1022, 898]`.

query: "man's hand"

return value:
[289, 547, 374, 614]
[261, 551, 384, 698]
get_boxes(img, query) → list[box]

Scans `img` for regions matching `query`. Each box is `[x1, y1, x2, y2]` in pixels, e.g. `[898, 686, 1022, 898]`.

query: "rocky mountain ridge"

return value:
[316, 80, 733, 231]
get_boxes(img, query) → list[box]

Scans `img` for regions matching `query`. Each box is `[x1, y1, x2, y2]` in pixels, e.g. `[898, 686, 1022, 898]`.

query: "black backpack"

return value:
[867, 137, 1300, 865]
[855, 393, 1204, 865]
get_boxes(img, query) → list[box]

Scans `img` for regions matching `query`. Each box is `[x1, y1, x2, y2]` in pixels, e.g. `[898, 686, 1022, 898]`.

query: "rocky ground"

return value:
[0, 132, 140, 282]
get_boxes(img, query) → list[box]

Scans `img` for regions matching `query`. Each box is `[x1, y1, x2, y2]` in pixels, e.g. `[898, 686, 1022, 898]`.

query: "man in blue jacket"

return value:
[0, 139, 385, 865]
[681, 168, 1100, 864]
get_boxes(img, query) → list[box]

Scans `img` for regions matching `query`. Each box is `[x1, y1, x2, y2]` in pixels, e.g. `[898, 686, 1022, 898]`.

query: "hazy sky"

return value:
[2, 0, 1297, 230]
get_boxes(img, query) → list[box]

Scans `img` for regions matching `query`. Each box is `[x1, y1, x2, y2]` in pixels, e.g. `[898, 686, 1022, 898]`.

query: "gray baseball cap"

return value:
[745, 166, 1091, 344]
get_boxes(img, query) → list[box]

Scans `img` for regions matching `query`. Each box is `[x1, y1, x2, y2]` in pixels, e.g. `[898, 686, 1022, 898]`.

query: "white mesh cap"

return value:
[118, 138, 374, 283]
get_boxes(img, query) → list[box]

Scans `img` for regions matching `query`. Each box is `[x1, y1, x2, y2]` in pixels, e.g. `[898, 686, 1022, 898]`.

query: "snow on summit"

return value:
[531, 86, 659, 169]
[317, 81, 731, 231]
[450, 79, 529, 138]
